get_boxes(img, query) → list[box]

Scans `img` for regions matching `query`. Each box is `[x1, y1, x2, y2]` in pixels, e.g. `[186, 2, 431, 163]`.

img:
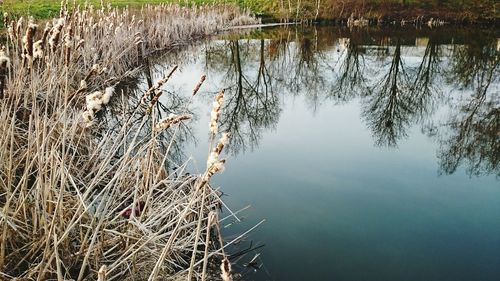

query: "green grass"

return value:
[0, 0, 255, 22]
[0, 0, 278, 27]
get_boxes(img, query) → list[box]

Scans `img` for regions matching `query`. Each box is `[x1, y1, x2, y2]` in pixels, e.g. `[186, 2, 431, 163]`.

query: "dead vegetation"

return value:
[0, 1, 258, 280]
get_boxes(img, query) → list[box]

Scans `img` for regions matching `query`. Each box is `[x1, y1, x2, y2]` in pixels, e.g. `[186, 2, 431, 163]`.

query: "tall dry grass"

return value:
[0, 2, 257, 280]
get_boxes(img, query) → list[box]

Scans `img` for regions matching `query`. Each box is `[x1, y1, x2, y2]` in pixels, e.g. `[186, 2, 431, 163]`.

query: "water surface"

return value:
[153, 26, 499, 281]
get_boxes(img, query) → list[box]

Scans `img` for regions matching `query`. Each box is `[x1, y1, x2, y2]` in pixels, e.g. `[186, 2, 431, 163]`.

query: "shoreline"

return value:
[1, 1, 499, 27]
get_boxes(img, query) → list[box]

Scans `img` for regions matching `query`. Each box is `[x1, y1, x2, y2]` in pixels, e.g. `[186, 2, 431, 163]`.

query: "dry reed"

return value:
[0, 2, 257, 280]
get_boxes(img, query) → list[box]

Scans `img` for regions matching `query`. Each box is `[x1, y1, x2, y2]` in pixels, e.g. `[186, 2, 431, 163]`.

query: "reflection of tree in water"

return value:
[410, 36, 442, 117]
[102, 67, 195, 168]
[200, 27, 499, 176]
[433, 40, 499, 177]
[328, 37, 367, 102]
[268, 28, 327, 111]
[362, 38, 415, 147]
[217, 40, 281, 153]
[448, 36, 498, 90]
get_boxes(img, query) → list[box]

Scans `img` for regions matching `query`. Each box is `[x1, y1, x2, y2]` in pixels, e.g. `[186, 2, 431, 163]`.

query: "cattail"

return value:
[76, 39, 85, 50]
[206, 132, 230, 173]
[141, 65, 178, 106]
[22, 20, 37, 64]
[154, 113, 191, 132]
[129, 14, 136, 29]
[143, 65, 177, 114]
[201, 133, 229, 189]
[91, 63, 100, 72]
[82, 87, 114, 126]
[220, 258, 232, 281]
[134, 35, 144, 48]
[192, 74, 206, 96]
[64, 24, 73, 65]
[16, 17, 23, 39]
[0, 48, 10, 99]
[33, 40, 44, 60]
[86, 91, 104, 112]
[3, 13, 8, 29]
[7, 22, 16, 43]
[79, 10, 87, 34]
[209, 90, 224, 135]
[0, 49, 10, 67]
[67, 22, 73, 39]
[70, 79, 88, 99]
[82, 64, 99, 82]
[206, 159, 226, 179]
[82, 110, 94, 124]
[64, 35, 71, 65]
[97, 265, 107, 281]
[102, 86, 114, 104]
[49, 18, 65, 52]
[41, 22, 51, 47]
[79, 80, 87, 90]
[60, 0, 68, 18]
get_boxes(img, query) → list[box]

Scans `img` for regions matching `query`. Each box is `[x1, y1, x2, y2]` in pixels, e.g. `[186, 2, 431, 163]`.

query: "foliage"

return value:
[2, 0, 499, 23]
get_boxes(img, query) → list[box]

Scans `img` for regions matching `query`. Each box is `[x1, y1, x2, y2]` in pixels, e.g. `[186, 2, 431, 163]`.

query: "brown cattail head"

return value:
[141, 65, 178, 106]
[154, 114, 191, 132]
[22, 19, 38, 61]
[41, 22, 52, 47]
[49, 18, 65, 52]
[192, 74, 206, 96]
[0, 47, 10, 99]
[214, 132, 230, 155]
[206, 159, 226, 179]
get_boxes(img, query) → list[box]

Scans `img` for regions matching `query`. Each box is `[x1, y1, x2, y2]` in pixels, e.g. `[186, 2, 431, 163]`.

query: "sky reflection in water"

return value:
[152, 26, 499, 281]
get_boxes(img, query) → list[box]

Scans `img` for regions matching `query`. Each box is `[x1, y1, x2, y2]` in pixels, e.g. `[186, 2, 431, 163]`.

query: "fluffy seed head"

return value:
[102, 86, 114, 104]
[220, 258, 232, 281]
[79, 80, 87, 90]
[0, 49, 11, 68]
[209, 90, 224, 135]
[33, 40, 44, 60]
[154, 114, 191, 132]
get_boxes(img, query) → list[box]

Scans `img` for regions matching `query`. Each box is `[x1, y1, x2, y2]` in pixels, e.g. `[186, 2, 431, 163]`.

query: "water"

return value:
[151, 26, 499, 281]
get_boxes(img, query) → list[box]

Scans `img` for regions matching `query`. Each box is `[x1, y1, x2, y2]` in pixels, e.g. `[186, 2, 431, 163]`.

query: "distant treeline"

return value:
[243, 0, 499, 24]
[2, 0, 499, 24]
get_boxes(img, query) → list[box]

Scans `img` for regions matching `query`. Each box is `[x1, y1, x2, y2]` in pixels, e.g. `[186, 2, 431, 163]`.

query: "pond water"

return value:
[152, 26, 499, 281]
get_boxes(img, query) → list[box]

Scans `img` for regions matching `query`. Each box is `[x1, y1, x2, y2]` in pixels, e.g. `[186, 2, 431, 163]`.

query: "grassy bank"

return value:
[2, 0, 225, 19]
[242, 0, 499, 24]
[0, 3, 256, 280]
[2, 0, 499, 24]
